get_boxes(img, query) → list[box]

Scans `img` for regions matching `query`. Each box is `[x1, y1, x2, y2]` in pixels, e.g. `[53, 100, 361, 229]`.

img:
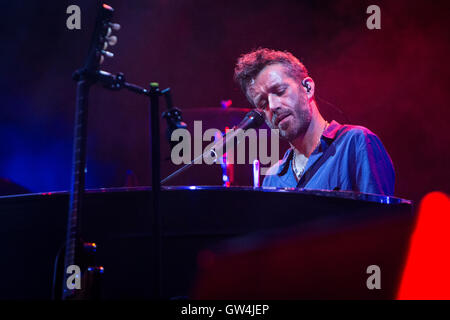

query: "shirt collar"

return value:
[275, 120, 343, 176]
[322, 120, 342, 140]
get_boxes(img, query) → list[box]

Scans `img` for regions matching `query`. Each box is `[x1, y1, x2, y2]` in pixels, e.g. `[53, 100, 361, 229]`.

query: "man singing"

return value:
[234, 48, 395, 195]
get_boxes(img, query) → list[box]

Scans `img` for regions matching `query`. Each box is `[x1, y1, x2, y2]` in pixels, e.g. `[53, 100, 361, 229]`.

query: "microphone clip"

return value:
[161, 88, 187, 150]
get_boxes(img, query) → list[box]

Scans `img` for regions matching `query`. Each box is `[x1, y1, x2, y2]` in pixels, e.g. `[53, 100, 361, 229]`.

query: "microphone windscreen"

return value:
[239, 109, 265, 130]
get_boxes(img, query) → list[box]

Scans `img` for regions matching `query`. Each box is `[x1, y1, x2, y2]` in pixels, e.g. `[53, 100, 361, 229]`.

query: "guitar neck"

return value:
[60, 3, 116, 300]
[62, 79, 91, 299]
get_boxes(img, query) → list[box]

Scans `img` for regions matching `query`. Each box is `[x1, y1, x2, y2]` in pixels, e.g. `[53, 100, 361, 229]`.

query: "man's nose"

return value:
[268, 93, 281, 112]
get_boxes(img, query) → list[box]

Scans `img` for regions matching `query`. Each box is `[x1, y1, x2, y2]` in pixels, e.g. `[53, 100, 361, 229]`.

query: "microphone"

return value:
[161, 88, 187, 151]
[206, 109, 265, 163]
[234, 109, 265, 130]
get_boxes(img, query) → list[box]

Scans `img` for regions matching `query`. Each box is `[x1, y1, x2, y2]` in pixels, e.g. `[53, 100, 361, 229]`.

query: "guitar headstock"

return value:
[75, 3, 120, 80]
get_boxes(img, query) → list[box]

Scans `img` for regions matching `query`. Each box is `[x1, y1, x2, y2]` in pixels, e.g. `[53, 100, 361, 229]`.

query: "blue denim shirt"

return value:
[262, 121, 395, 196]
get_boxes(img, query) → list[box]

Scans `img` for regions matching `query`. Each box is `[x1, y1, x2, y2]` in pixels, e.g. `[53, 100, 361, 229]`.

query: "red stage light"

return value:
[397, 191, 450, 299]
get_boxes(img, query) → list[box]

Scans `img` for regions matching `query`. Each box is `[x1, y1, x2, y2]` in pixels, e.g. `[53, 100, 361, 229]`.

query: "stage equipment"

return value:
[54, 3, 118, 300]
[56, 3, 187, 300]
[0, 187, 414, 299]
[253, 160, 260, 187]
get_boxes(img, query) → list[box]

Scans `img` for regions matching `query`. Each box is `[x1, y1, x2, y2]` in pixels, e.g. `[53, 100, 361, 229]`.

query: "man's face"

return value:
[246, 63, 312, 141]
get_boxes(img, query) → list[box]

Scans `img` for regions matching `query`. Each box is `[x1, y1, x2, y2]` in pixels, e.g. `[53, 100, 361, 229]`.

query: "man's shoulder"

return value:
[337, 123, 376, 138]
[333, 123, 381, 146]
[330, 122, 392, 165]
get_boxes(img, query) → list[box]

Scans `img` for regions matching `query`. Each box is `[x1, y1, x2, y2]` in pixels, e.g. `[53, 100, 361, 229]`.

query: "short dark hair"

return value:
[234, 48, 309, 98]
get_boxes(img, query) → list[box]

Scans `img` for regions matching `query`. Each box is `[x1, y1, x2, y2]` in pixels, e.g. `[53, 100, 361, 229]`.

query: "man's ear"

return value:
[301, 77, 315, 100]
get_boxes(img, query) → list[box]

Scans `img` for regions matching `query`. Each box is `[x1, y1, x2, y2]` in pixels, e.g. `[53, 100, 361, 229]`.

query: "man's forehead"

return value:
[247, 64, 290, 97]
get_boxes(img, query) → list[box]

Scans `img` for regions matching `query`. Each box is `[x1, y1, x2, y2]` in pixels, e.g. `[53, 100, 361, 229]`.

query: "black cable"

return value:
[51, 243, 65, 300]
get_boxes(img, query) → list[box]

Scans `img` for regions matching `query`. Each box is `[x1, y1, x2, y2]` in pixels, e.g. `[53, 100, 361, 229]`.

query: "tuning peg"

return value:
[106, 23, 120, 37]
[109, 23, 121, 31]
[101, 50, 114, 58]
[106, 35, 118, 46]
[99, 51, 113, 65]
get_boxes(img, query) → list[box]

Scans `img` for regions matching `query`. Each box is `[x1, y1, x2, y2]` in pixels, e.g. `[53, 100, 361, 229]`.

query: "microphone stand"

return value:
[96, 70, 164, 299]
[149, 82, 162, 300]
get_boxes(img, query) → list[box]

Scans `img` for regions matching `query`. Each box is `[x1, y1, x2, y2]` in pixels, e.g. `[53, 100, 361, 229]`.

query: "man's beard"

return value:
[267, 102, 312, 141]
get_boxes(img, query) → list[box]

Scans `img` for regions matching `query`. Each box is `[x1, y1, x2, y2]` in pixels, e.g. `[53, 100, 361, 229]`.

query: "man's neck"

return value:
[290, 105, 326, 158]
